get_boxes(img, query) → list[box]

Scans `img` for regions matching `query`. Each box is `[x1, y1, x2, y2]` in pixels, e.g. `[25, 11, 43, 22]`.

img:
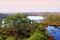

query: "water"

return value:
[46, 26, 60, 40]
[27, 16, 44, 23]
[27, 16, 60, 40]
[2, 16, 60, 40]
[27, 16, 44, 20]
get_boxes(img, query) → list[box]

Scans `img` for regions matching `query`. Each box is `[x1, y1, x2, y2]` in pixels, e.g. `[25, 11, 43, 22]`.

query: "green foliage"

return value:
[4, 16, 13, 27]
[46, 14, 60, 22]
[28, 29, 47, 40]
[28, 33, 47, 40]
[12, 13, 31, 28]
[6, 36, 16, 40]
[2, 13, 31, 39]
[0, 20, 2, 27]
[39, 23, 45, 30]
[0, 36, 4, 40]
[4, 13, 31, 28]
[44, 14, 60, 25]
[0, 13, 48, 40]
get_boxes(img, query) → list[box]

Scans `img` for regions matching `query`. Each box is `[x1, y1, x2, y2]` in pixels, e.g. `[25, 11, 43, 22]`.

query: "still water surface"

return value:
[28, 16, 60, 40]
[46, 26, 60, 40]
[2, 16, 60, 40]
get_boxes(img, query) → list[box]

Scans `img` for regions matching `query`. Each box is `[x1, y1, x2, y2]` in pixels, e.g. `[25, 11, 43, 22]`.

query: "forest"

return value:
[0, 13, 59, 40]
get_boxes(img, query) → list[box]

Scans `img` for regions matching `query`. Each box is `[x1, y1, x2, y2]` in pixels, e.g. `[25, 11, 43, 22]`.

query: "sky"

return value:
[0, 0, 60, 13]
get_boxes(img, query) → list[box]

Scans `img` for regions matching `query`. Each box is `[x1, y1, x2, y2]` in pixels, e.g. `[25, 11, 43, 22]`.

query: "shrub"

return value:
[6, 36, 16, 40]
[0, 36, 4, 40]
[28, 30, 47, 40]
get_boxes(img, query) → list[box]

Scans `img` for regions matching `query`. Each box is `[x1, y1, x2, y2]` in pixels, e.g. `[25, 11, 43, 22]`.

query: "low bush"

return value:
[28, 29, 47, 40]
[0, 36, 4, 40]
[6, 36, 16, 40]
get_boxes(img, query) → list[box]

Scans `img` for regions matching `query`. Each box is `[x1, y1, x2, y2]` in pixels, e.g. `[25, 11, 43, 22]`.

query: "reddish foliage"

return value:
[48, 36, 55, 40]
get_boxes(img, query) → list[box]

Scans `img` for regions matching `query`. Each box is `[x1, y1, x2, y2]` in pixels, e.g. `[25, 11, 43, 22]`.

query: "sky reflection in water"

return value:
[46, 26, 60, 40]
[27, 16, 60, 40]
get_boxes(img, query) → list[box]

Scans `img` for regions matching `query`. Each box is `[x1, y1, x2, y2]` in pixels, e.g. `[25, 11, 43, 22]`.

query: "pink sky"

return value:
[0, 0, 60, 13]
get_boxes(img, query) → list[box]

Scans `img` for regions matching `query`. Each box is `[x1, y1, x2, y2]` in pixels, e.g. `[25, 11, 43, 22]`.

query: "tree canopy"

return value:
[44, 14, 60, 26]
[4, 13, 31, 28]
